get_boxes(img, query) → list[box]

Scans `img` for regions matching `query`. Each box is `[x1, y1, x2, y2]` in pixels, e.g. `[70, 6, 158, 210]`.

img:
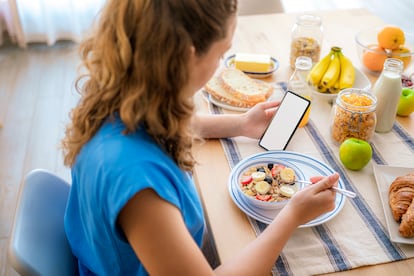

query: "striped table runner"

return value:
[204, 84, 414, 276]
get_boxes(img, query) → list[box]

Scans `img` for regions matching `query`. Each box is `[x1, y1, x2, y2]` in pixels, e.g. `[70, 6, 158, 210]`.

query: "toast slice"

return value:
[220, 68, 273, 102]
[204, 76, 258, 108]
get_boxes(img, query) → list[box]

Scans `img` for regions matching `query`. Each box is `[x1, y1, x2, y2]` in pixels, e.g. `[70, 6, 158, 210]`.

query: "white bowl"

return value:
[230, 155, 305, 210]
[311, 67, 371, 104]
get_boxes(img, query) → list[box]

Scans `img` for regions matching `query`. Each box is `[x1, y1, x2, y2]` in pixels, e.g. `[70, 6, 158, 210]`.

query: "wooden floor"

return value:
[1, 1, 413, 275]
[0, 41, 79, 276]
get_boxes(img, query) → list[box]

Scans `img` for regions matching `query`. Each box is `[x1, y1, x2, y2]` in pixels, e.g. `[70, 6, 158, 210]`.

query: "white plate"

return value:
[311, 67, 372, 104]
[208, 94, 250, 112]
[228, 151, 346, 227]
[373, 164, 414, 244]
[203, 83, 286, 112]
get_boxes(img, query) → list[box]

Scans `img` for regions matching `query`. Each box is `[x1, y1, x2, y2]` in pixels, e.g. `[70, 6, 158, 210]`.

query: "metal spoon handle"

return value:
[331, 186, 356, 198]
[295, 180, 357, 198]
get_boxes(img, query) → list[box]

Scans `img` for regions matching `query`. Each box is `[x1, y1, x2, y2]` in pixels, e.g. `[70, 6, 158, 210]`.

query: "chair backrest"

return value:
[8, 169, 78, 276]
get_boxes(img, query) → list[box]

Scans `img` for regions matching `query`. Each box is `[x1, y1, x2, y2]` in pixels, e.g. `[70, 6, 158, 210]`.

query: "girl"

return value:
[62, 0, 339, 275]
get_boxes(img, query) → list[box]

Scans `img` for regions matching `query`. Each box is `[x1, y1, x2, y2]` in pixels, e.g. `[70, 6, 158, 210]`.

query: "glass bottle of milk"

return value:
[372, 58, 403, 133]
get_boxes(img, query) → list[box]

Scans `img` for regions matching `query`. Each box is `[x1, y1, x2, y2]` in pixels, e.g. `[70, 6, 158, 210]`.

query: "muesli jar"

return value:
[331, 88, 377, 144]
[289, 14, 323, 69]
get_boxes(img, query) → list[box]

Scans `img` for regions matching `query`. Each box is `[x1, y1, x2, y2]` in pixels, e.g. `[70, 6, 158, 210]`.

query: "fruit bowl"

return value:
[355, 27, 414, 74]
[311, 67, 371, 104]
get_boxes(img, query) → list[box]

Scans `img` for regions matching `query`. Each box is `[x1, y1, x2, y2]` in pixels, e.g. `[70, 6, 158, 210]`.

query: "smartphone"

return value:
[259, 90, 310, 151]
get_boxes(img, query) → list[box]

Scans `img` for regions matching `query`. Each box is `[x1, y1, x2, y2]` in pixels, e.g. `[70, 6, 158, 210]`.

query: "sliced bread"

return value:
[220, 68, 273, 103]
[204, 75, 258, 108]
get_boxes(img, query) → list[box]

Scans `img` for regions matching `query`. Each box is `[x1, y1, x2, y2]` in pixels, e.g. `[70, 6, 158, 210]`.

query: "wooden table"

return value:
[193, 9, 414, 275]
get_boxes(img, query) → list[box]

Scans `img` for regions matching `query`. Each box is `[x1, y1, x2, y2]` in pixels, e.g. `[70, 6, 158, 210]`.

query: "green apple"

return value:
[397, 88, 414, 117]
[339, 138, 372, 171]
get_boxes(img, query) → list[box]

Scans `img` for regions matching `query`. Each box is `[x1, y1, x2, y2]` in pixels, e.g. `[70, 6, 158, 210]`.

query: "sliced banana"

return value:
[244, 189, 256, 196]
[280, 185, 295, 198]
[255, 181, 271, 195]
[251, 171, 266, 182]
[279, 168, 296, 183]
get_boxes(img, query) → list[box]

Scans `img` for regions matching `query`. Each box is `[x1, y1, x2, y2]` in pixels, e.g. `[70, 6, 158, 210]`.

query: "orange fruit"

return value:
[362, 45, 388, 72]
[377, 25, 405, 50]
[299, 106, 310, 127]
[391, 45, 412, 68]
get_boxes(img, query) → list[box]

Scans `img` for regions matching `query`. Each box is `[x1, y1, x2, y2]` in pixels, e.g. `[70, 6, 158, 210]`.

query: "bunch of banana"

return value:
[307, 46, 355, 94]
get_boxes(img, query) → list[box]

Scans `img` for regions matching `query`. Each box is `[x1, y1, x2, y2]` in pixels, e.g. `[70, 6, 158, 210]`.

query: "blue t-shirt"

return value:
[64, 117, 205, 275]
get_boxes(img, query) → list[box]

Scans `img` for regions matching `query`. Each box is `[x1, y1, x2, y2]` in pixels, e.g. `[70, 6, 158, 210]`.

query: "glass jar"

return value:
[287, 56, 313, 127]
[289, 14, 323, 69]
[331, 88, 377, 144]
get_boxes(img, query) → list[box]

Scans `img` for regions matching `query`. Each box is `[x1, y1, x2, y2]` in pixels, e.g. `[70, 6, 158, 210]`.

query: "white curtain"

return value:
[1, 0, 105, 48]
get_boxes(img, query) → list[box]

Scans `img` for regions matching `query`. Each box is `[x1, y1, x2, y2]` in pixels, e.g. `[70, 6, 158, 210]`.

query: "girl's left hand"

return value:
[241, 100, 280, 139]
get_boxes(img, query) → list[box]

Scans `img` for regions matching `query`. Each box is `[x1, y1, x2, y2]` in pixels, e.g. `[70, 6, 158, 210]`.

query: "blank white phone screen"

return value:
[259, 91, 310, 151]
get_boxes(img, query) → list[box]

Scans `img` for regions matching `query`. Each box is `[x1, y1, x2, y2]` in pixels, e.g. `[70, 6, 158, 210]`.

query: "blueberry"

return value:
[257, 167, 266, 173]
[264, 175, 273, 184]
[267, 163, 274, 170]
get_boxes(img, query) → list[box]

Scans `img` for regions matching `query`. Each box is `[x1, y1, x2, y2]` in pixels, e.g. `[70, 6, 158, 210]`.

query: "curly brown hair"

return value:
[61, 0, 237, 171]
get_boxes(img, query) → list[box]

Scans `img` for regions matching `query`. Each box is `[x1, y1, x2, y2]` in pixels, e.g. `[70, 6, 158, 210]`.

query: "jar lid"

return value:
[296, 14, 322, 27]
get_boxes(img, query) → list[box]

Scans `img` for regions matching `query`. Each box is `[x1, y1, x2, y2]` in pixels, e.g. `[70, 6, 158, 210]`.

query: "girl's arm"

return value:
[192, 101, 279, 139]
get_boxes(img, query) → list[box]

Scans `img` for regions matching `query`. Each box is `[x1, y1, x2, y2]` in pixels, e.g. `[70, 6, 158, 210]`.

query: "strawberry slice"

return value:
[256, 194, 272, 201]
[271, 164, 286, 177]
[240, 175, 253, 185]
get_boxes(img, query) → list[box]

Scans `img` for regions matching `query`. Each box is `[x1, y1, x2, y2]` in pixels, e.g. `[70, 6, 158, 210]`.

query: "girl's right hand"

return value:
[285, 173, 339, 226]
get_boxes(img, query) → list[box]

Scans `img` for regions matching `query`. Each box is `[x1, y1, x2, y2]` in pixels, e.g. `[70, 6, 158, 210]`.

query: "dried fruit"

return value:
[402, 74, 413, 88]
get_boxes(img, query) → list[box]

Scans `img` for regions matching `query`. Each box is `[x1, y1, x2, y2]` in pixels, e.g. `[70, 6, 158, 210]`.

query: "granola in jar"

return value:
[289, 15, 323, 69]
[331, 89, 377, 144]
[290, 37, 321, 69]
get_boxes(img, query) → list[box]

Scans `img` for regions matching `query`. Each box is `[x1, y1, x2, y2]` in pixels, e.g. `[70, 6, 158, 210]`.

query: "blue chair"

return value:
[8, 169, 78, 276]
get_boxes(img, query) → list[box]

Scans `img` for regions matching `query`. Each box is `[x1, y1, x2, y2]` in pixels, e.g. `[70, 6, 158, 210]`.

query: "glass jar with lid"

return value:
[289, 14, 323, 69]
[331, 88, 377, 144]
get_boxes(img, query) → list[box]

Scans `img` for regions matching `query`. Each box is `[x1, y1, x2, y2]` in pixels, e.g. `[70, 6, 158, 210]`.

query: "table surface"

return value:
[193, 8, 414, 275]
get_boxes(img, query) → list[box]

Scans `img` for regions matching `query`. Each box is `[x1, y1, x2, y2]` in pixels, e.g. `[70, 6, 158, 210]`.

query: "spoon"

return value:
[294, 180, 357, 198]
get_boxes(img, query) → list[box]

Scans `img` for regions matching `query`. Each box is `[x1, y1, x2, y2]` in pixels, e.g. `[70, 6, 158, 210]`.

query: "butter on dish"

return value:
[234, 53, 272, 73]
[225, 53, 279, 79]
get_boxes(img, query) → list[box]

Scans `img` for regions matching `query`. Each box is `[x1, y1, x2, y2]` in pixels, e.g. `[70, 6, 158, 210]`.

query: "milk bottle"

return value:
[372, 58, 403, 133]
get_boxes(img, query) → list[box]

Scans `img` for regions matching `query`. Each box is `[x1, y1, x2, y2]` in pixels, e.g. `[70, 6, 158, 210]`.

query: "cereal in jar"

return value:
[331, 88, 377, 144]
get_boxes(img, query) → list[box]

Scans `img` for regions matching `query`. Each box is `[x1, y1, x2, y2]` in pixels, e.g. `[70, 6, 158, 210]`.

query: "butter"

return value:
[234, 53, 272, 73]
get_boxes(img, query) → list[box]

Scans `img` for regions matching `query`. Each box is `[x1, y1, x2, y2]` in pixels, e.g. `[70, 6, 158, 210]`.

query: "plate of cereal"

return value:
[228, 150, 346, 227]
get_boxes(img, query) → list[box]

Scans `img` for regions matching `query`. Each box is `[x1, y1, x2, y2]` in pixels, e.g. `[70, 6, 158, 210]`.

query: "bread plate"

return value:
[224, 54, 279, 79]
[208, 93, 250, 112]
[373, 163, 414, 244]
[203, 82, 286, 112]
